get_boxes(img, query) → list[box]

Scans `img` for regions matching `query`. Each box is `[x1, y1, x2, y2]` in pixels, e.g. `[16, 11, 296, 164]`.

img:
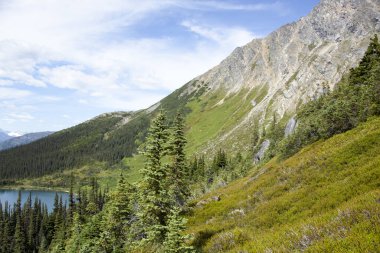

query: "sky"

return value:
[0, 0, 319, 133]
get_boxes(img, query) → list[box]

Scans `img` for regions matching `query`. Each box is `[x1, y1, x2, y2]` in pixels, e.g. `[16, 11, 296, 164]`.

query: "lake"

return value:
[0, 189, 69, 212]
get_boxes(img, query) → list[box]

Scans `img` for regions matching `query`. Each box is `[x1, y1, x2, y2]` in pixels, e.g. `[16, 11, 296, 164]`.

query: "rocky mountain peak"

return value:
[184, 0, 380, 154]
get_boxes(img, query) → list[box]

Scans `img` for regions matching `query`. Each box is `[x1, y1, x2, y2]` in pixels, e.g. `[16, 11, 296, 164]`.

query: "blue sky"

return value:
[0, 0, 319, 133]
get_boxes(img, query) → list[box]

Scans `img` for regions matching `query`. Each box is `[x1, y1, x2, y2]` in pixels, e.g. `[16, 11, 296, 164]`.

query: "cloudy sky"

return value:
[0, 0, 319, 133]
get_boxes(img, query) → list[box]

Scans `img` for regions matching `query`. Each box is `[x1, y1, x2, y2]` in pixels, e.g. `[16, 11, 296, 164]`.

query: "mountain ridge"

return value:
[181, 0, 379, 155]
[0, 131, 54, 151]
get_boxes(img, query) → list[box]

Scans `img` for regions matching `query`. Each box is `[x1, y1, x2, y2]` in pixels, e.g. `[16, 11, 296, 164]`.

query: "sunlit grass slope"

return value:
[185, 85, 268, 155]
[187, 117, 380, 252]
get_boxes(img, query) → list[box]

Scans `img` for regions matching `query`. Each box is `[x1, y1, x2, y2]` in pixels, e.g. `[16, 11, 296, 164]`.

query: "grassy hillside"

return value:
[187, 116, 380, 252]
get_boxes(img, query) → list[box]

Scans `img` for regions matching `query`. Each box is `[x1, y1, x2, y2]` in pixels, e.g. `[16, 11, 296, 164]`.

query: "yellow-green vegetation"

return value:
[187, 117, 380, 252]
[186, 85, 268, 155]
[12, 157, 144, 190]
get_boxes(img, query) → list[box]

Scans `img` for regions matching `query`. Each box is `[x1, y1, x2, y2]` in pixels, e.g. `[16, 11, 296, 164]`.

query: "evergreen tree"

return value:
[14, 191, 26, 253]
[101, 174, 135, 251]
[27, 202, 35, 252]
[68, 174, 76, 225]
[138, 110, 170, 244]
[2, 202, 11, 253]
[163, 207, 193, 253]
[349, 34, 380, 86]
[197, 155, 206, 180]
[167, 112, 189, 206]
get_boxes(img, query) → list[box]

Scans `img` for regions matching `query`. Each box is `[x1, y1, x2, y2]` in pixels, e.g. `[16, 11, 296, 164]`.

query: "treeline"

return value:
[0, 178, 106, 253]
[0, 112, 150, 181]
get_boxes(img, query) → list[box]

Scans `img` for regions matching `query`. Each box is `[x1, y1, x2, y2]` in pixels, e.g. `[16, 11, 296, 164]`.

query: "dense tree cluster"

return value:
[0, 113, 150, 182]
[7, 111, 194, 253]
[188, 149, 252, 195]
[0, 178, 105, 253]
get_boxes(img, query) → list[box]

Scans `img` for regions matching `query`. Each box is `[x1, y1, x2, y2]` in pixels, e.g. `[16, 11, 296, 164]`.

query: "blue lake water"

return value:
[0, 189, 69, 212]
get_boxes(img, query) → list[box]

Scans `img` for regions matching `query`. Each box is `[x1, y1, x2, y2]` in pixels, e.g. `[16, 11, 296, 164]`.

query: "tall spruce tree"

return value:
[167, 112, 189, 207]
[68, 173, 75, 225]
[101, 174, 135, 251]
[138, 110, 170, 244]
[14, 191, 25, 253]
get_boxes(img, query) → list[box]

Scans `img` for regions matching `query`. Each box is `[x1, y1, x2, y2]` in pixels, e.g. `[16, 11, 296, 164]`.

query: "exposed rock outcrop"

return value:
[185, 0, 380, 154]
[285, 117, 297, 137]
[254, 140, 271, 163]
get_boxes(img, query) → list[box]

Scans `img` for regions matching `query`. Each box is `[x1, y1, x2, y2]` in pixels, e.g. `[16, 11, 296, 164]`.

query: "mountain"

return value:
[31, 37, 380, 251]
[0, 111, 152, 181]
[0, 130, 11, 142]
[0, 0, 379, 182]
[0, 129, 24, 142]
[0, 0, 379, 251]
[179, 0, 380, 155]
[0, 131, 54, 151]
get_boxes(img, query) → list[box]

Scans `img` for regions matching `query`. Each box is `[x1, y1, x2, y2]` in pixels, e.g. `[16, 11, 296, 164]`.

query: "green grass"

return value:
[185, 86, 268, 155]
[12, 155, 145, 190]
[187, 117, 380, 252]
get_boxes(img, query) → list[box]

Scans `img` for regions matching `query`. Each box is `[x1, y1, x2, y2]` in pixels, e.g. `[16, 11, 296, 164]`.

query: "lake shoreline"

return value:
[0, 189, 70, 212]
[0, 185, 69, 193]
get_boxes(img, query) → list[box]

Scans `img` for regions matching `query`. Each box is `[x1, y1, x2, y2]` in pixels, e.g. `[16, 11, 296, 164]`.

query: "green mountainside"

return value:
[0, 111, 150, 183]
[188, 116, 380, 252]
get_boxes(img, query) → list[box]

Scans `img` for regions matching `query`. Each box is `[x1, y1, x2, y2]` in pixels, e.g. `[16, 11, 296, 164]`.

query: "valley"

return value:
[0, 0, 379, 252]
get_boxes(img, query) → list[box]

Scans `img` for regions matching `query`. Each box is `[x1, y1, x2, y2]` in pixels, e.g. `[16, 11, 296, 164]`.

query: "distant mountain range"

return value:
[0, 129, 23, 142]
[0, 130, 53, 151]
[0, 131, 11, 142]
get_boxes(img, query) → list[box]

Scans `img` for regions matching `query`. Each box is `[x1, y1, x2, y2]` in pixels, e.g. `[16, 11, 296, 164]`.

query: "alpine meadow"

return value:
[0, 0, 379, 252]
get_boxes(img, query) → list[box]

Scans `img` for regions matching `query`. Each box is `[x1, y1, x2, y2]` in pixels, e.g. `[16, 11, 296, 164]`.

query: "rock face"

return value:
[183, 0, 380, 153]
[254, 140, 271, 163]
[285, 117, 297, 137]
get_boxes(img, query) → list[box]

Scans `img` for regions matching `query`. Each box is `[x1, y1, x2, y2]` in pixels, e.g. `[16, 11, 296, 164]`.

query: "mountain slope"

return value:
[0, 131, 53, 151]
[187, 116, 380, 252]
[0, 0, 379, 183]
[181, 0, 380, 155]
[0, 111, 151, 180]
[0, 131, 10, 142]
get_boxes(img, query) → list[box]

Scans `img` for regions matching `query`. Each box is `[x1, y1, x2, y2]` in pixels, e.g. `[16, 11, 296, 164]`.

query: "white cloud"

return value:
[7, 112, 34, 121]
[0, 0, 278, 131]
[0, 87, 32, 100]
[181, 21, 256, 46]
[175, 1, 287, 13]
